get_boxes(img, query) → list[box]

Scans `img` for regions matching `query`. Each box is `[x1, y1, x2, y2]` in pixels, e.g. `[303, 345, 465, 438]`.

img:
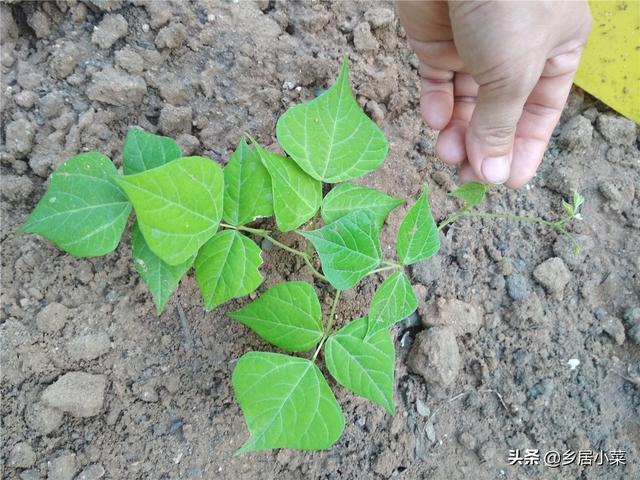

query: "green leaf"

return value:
[131, 221, 194, 314]
[449, 181, 487, 206]
[325, 316, 395, 414]
[223, 138, 273, 226]
[276, 57, 388, 183]
[117, 156, 223, 266]
[228, 282, 322, 352]
[233, 352, 344, 453]
[366, 271, 417, 337]
[19, 152, 131, 257]
[195, 230, 263, 310]
[397, 186, 440, 265]
[299, 210, 381, 290]
[254, 142, 321, 232]
[123, 128, 182, 175]
[321, 182, 403, 227]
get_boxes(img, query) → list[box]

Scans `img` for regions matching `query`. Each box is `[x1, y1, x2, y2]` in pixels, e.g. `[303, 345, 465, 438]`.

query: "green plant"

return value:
[20, 57, 583, 453]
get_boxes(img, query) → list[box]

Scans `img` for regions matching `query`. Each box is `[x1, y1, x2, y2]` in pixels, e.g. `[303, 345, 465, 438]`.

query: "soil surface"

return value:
[1, 1, 639, 480]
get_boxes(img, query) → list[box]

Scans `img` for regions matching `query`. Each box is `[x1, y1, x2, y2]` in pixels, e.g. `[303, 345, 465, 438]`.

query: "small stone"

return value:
[407, 327, 461, 388]
[567, 358, 580, 370]
[478, 441, 498, 462]
[557, 115, 593, 153]
[5, 119, 35, 158]
[1, 174, 34, 202]
[91, 14, 128, 49]
[420, 297, 482, 336]
[88, 67, 146, 107]
[506, 273, 531, 301]
[67, 333, 111, 361]
[19, 469, 40, 480]
[353, 22, 379, 52]
[27, 10, 52, 39]
[623, 307, 640, 326]
[628, 325, 640, 345]
[415, 398, 430, 417]
[49, 42, 86, 78]
[76, 463, 106, 480]
[596, 114, 637, 145]
[133, 379, 159, 402]
[47, 452, 78, 480]
[176, 134, 200, 156]
[39, 92, 65, 119]
[364, 8, 395, 28]
[159, 105, 192, 136]
[114, 47, 144, 75]
[25, 401, 63, 435]
[155, 23, 187, 50]
[602, 315, 625, 345]
[533, 257, 571, 298]
[41, 372, 107, 417]
[458, 431, 476, 451]
[15, 90, 38, 109]
[9, 442, 36, 469]
[36, 302, 70, 333]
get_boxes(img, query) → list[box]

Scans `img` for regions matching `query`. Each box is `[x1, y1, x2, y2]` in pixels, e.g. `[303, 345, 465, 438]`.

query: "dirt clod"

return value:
[407, 327, 461, 388]
[420, 297, 482, 336]
[92, 14, 128, 49]
[5, 119, 35, 158]
[533, 257, 571, 298]
[88, 67, 146, 107]
[66, 333, 111, 361]
[9, 442, 36, 469]
[596, 113, 637, 145]
[41, 372, 107, 417]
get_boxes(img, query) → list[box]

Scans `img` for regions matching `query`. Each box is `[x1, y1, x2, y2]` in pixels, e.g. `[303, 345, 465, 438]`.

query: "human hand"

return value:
[397, 1, 592, 187]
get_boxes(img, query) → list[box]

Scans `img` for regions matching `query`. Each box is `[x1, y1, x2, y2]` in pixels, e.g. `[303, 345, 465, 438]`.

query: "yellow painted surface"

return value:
[574, 0, 639, 123]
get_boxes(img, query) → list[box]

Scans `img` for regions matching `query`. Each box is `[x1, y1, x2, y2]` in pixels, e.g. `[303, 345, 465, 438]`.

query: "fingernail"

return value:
[482, 156, 510, 184]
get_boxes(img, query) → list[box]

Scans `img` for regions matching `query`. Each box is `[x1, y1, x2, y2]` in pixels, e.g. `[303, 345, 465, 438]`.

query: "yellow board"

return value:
[574, 0, 640, 123]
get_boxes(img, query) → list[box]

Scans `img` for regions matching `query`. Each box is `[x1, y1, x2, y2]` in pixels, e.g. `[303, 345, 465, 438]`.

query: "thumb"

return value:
[465, 73, 537, 184]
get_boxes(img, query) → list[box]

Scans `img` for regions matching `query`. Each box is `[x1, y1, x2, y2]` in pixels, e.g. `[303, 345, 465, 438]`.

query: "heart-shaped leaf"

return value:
[223, 138, 273, 226]
[20, 152, 131, 257]
[325, 316, 395, 414]
[254, 142, 321, 232]
[131, 221, 194, 314]
[276, 57, 388, 183]
[195, 230, 263, 310]
[123, 128, 182, 175]
[117, 156, 223, 266]
[229, 282, 322, 352]
[233, 352, 344, 453]
[397, 186, 440, 265]
[366, 271, 417, 337]
[299, 210, 381, 290]
[449, 182, 488, 206]
[321, 182, 403, 227]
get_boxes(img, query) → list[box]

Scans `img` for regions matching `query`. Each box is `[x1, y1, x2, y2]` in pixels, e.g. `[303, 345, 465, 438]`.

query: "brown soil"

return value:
[1, 1, 638, 480]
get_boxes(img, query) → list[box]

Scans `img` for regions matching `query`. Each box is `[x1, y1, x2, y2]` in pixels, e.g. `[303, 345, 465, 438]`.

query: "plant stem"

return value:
[220, 223, 327, 281]
[369, 265, 400, 275]
[312, 290, 341, 362]
[437, 209, 579, 252]
[437, 206, 470, 231]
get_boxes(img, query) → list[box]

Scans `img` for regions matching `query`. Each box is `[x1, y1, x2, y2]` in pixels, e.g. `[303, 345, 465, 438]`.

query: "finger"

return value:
[458, 161, 482, 183]
[465, 62, 542, 184]
[419, 63, 455, 130]
[409, 38, 465, 72]
[505, 70, 575, 188]
[436, 73, 478, 164]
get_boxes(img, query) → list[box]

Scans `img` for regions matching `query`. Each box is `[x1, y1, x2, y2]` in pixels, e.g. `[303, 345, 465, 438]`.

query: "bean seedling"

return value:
[20, 57, 583, 453]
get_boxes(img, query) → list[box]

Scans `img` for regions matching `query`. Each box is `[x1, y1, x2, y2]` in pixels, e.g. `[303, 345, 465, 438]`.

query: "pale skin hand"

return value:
[397, 1, 592, 187]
